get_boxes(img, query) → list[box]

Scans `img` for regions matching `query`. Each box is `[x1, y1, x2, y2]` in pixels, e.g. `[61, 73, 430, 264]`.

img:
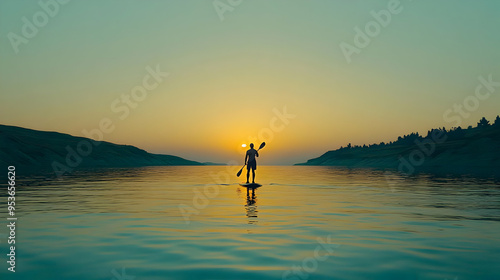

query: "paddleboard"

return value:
[239, 183, 262, 188]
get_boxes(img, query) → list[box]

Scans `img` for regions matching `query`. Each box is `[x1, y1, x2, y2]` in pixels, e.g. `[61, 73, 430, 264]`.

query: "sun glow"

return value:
[241, 144, 247, 148]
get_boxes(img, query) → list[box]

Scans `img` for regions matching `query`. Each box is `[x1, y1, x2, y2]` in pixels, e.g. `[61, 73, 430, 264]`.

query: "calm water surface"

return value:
[1, 166, 500, 280]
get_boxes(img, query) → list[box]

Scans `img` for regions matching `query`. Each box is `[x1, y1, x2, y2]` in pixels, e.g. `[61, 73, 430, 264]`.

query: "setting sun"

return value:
[241, 144, 247, 148]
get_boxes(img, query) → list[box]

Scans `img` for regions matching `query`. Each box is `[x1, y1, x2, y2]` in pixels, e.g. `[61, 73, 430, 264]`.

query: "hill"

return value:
[296, 116, 500, 177]
[0, 124, 202, 177]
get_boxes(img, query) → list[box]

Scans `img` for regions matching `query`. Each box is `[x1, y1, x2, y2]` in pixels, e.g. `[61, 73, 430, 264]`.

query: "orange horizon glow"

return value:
[1, 1, 499, 165]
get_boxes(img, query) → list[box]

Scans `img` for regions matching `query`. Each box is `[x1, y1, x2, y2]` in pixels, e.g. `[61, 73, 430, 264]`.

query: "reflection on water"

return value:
[245, 187, 258, 224]
[1, 166, 500, 280]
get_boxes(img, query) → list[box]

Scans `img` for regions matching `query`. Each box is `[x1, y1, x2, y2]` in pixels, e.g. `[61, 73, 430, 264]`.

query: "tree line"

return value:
[338, 115, 500, 150]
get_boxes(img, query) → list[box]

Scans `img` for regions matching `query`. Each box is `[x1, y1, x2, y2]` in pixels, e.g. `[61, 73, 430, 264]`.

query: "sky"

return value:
[1, 0, 500, 165]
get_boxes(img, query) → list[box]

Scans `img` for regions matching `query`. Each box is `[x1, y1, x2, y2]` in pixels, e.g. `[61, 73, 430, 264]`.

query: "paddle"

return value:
[236, 142, 266, 177]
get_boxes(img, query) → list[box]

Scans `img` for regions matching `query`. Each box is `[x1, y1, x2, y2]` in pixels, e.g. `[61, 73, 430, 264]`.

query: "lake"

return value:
[2, 166, 500, 280]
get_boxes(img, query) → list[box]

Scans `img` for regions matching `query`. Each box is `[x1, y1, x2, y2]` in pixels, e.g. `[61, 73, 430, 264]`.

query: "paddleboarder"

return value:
[245, 143, 259, 184]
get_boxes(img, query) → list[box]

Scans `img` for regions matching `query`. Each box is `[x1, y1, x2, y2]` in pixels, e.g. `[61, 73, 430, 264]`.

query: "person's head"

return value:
[250, 143, 254, 148]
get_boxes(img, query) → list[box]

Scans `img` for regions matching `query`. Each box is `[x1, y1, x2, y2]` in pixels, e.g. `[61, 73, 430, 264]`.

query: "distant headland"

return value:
[0, 124, 203, 177]
[297, 116, 500, 177]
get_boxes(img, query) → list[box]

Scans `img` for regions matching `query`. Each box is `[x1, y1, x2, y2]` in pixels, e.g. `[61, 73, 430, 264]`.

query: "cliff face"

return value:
[0, 124, 202, 176]
[297, 125, 500, 176]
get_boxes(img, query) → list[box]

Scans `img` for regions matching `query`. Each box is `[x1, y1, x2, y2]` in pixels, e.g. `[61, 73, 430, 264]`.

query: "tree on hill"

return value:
[333, 114, 499, 153]
[426, 129, 445, 139]
[477, 117, 490, 128]
[448, 126, 465, 140]
[395, 132, 422, 145]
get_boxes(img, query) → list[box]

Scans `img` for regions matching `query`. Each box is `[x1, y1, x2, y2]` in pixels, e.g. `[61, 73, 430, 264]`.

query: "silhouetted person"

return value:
[245, 143, 259, 183]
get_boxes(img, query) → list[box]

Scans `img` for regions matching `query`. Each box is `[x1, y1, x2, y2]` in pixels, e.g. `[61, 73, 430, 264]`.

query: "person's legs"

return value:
[246, 169, 250, 183]
[251, 169, 256, 183]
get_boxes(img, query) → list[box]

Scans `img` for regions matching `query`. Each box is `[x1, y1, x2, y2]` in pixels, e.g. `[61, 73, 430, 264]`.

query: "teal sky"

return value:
[1, 0, 500, 165]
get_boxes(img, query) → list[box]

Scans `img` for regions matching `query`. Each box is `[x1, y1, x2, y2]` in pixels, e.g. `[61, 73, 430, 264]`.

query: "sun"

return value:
[241, 144, 247, 148]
